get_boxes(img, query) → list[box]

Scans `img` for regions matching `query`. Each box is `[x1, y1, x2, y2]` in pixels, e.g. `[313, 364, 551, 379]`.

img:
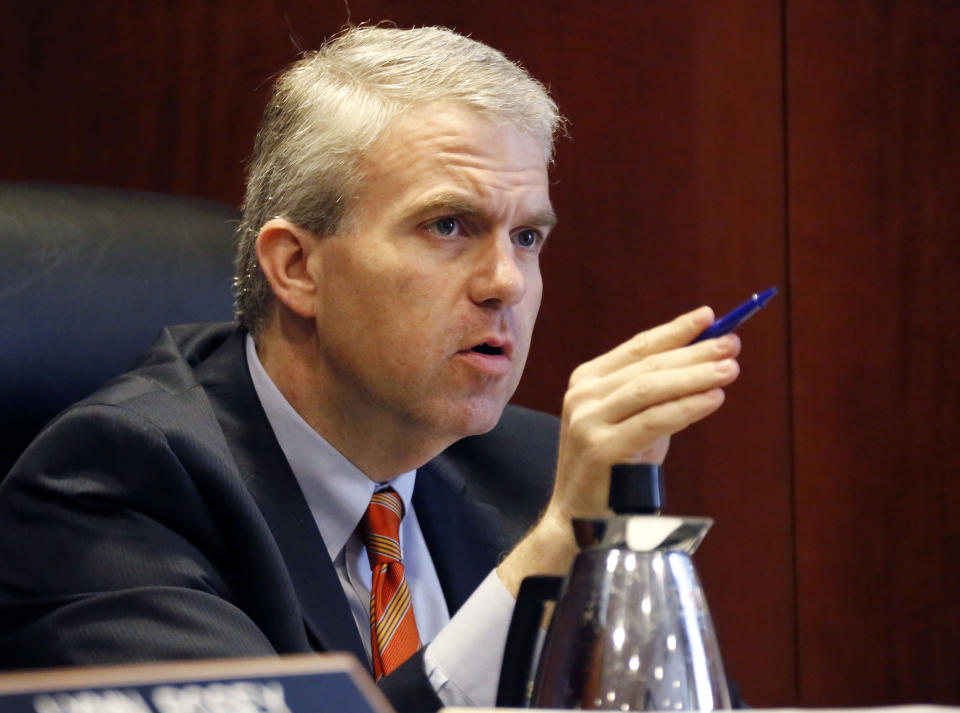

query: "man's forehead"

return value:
[353, 104, 554, 224]
[369, 101, 552, 167]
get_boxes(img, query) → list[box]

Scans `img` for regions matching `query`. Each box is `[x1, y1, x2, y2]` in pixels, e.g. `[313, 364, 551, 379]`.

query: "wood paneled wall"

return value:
[3, 0, 957, 706]
[788, 1, 960, 704]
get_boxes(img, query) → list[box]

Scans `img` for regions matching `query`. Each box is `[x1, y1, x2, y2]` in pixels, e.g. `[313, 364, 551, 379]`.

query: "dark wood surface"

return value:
[2, 0, 957, 706]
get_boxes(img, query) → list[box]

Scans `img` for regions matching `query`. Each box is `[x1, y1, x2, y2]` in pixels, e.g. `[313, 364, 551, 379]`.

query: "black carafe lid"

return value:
[609, 463, 664, 514]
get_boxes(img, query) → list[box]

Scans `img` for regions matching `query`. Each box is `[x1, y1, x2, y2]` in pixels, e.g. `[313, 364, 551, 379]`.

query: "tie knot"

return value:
[362, 488, 404, 566]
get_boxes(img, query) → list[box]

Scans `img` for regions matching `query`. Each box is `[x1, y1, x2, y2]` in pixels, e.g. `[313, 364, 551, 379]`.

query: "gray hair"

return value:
[233, 25, 564, 335]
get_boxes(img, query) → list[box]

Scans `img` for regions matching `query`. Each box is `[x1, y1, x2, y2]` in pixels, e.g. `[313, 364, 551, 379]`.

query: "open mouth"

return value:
[471, 342, 504, 356]
[460, 339, 513, 374]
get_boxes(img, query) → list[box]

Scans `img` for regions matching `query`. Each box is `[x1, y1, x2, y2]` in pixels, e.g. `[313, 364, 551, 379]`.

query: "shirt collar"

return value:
[244, 334, 416, 562]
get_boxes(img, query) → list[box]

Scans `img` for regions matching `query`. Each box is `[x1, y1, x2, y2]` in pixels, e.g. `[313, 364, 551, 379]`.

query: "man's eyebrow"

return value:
[527, 208, 559, 231]
[408, 194, 484, 221]
[407, 193, 558, 229]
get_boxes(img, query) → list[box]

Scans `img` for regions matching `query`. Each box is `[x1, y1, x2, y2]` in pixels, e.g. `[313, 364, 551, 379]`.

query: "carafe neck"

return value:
[571, 514, 713, 553]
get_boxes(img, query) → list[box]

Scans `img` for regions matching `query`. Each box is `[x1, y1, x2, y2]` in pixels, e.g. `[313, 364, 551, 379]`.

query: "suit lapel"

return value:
[194, 328, 367, 664]
[414, 454, 511, 614]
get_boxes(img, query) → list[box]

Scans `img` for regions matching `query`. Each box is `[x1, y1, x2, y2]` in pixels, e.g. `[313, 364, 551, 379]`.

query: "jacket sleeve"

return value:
[0, 402, 296, 669]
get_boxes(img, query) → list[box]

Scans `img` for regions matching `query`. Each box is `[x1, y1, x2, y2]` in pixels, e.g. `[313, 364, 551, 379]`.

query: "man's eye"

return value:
[430, 217, 459, 236]
[515, 229, 540, 248]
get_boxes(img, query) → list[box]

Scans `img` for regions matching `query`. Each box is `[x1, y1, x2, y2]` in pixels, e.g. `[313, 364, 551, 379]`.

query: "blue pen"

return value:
[689, 287, 778, 344]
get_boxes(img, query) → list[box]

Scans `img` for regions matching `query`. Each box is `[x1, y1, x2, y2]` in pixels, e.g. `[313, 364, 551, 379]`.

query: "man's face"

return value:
[305, 102, 554, 453]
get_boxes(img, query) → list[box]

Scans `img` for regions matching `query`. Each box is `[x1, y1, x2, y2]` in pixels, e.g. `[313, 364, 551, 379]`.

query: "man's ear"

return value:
[255, 218, 320, 320]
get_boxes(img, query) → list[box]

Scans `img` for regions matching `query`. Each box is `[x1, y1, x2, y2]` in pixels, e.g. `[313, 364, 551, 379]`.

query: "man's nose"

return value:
[469, 233, 527, 308]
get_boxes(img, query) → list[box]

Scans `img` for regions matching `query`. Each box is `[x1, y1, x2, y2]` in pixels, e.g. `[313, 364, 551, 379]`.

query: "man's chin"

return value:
[438, 396, 509, 440]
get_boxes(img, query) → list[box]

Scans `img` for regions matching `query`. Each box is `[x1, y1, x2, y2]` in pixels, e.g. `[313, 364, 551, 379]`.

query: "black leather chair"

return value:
[0, 183, 239, 477]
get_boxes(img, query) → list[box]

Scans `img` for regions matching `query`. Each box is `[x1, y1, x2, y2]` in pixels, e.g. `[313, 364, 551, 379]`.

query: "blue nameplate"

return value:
[0, 654, 392, 713]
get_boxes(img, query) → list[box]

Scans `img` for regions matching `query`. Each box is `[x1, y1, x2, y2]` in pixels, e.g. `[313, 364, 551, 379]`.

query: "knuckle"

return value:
[565, 408, 611, 460]
[629, 376, 656, 404]
[562, 378, 593, 412]
[582, 424, 613, 462]
[628, 332, 651, 357]
[568, 363, 590, 387]
[565, 401, 596, 436]
[634, 354, 659, 374]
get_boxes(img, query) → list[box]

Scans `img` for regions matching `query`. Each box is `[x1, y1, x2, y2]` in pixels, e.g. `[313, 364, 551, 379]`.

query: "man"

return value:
[0, 26, 741, 712]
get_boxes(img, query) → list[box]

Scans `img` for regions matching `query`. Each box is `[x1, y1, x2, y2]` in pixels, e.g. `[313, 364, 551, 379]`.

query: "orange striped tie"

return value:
[361, 488, 421, 679]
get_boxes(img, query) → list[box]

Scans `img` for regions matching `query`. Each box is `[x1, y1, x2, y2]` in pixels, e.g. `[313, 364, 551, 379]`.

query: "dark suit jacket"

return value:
[0, 323, 558, 712]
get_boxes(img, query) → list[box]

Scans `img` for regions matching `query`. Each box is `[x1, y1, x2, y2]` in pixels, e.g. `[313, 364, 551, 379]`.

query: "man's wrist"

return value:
[496, 508, 578, 597]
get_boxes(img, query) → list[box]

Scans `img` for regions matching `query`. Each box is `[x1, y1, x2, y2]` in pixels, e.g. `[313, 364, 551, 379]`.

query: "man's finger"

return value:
[603, 388, 728, 462]
[575, 306, 715, 380]
[599, 358, 740, 425]
[581, 333, 741, 403]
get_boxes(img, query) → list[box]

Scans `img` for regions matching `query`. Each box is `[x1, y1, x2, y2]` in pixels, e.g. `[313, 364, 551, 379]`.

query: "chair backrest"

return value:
[0, 183, 239, 476]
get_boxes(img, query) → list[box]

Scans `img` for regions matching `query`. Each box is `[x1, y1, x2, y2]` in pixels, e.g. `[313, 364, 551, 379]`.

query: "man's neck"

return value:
[254, 319, 451, 482]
